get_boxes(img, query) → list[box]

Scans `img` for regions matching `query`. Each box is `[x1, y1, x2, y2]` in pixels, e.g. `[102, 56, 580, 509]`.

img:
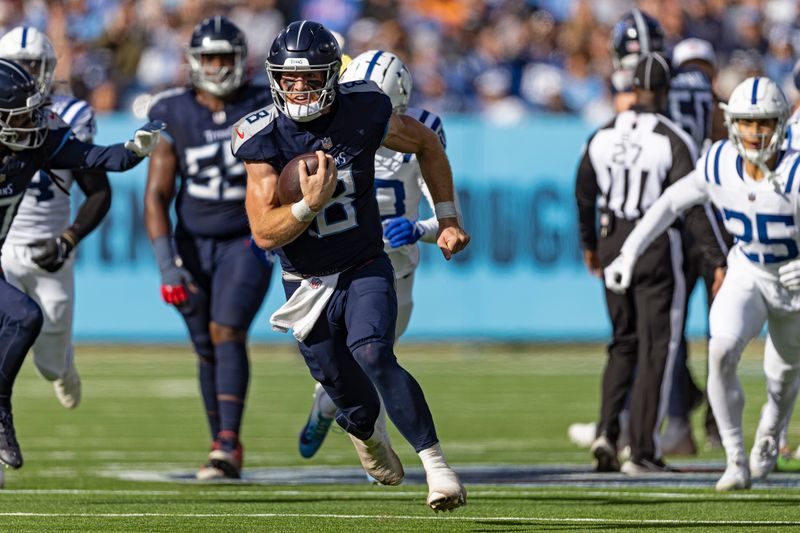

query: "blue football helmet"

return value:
[266, 21, 341, 122]
[0, 59, 46, 151]
[186, 16, 248, 97]
[611, 9, 664, 72]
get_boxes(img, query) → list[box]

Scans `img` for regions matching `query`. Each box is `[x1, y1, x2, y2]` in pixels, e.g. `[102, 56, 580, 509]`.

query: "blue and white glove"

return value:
[125, 120, 166, 157]
[384, 217, 423, 248]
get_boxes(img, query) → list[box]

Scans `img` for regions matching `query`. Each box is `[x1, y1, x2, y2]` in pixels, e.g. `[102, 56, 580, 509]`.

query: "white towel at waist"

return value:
[270, 271, 340, 341]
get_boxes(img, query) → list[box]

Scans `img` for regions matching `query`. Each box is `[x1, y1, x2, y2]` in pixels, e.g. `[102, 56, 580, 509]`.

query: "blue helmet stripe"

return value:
[364, 50, 384, 80]
[713, 140, 724, 184]
[21, 26, 28, 48]
[751, 77, 760, 105]
[786, 156, 800, 194]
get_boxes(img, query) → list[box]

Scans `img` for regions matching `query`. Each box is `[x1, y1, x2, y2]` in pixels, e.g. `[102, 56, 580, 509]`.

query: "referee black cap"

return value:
[633, 52, 671, 91]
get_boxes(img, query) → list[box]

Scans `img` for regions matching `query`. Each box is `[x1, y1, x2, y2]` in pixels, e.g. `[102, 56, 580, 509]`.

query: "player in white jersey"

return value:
[605, 76, 800, 490]
[0, 26, 111, 409]
[296, 50, 450, 459]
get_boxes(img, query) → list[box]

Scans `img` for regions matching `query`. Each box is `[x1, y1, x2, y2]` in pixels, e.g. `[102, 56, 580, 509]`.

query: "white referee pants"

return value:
[1, 243, 75, 381]
[707, 250, 800, 462]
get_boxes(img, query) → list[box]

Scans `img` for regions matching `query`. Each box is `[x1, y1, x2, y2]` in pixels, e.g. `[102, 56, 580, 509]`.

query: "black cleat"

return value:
[0, 409, 23, 469]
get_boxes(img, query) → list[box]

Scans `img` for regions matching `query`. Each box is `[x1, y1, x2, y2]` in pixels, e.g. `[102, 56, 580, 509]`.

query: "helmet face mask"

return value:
[339, 50, 412, 113]
[721, 77, 789, 169]
[0, 81, 46, 151]
[266, 21, 341, 122]
[186, 17, 248, 97]
[0, 26, 57, 97]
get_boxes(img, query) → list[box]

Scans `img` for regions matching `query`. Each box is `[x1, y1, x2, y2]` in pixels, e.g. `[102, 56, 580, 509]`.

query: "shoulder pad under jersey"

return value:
[406, 107, 446, 148]
[231, 103, 279, 157]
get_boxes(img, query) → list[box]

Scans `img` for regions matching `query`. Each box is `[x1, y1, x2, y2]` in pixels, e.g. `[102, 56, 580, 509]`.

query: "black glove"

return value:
[31, 236, 74, 273]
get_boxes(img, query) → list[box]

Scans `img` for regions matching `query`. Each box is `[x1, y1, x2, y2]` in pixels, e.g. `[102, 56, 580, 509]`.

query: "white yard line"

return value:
[1, 488, 799, 501]
[0, 512, 797, 526]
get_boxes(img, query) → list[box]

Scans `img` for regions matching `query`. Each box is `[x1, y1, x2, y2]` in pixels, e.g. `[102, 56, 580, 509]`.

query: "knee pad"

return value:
[708, 335, 746, 376]
[17, 298, 44, 337]
[335, 402, 380, 440]
[352, 341, 396, 383]
[191, 333, 214, 360]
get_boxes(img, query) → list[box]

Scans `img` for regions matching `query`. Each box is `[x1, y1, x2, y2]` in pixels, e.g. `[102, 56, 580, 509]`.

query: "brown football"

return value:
[277, 152, 320, 205]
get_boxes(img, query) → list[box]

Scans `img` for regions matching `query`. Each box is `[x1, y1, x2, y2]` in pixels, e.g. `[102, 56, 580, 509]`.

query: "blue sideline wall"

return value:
[69, 113, 710, 341]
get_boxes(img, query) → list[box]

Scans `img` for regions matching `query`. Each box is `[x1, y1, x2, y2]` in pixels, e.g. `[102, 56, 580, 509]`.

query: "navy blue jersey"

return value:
[668, 67, 714, 151]
[232, 81, 393, 276]
[148, 84, 271, 238]
[0, 112, 142, 250]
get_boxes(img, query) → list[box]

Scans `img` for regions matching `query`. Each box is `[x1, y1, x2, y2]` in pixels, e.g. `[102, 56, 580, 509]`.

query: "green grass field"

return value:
[3, 341, 800, 531]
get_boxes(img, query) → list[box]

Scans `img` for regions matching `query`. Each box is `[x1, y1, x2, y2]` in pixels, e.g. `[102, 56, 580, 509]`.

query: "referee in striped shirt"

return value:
[575, 53, 723, 474]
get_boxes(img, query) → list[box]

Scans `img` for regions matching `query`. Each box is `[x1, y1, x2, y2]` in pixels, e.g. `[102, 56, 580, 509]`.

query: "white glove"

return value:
[604, 253, 635, 294]
[778, 259, 800, 290]
[124, 120, 166, 157]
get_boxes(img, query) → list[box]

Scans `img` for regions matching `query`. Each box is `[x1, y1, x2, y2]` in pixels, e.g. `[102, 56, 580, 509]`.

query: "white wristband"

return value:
[434, 201, 457, 220]
[291, 198, 318, 222]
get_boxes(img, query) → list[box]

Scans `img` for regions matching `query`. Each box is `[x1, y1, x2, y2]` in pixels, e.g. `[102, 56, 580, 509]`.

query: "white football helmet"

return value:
[721, 77, 789, 167]
[340, 50, 412, 113]
[0, 26, 57, 97]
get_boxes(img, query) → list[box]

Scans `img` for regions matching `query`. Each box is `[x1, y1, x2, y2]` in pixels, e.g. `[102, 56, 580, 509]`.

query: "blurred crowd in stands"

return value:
[2, 0, 799, 125]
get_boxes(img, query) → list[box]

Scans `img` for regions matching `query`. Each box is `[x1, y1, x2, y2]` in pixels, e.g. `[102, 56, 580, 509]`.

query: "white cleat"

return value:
[716, 453, 751, 491]
[750, 435, 778, 480]
[568, 422, 597, 448]
[53, 366, 81, 409]
[426, 466, 466, 512]
[348, 427, 404, 486]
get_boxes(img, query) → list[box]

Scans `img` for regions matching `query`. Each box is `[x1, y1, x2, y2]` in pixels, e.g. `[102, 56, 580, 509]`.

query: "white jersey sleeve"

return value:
[620, 168, 709, 261]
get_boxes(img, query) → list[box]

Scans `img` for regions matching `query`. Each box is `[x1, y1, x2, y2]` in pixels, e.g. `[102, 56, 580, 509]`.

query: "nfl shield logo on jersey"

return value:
[309, 277, 322, 289]
[322, 137, 332, 150]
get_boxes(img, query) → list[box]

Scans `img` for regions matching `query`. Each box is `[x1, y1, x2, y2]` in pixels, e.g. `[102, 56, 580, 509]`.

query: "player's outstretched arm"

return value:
[605, 172, 708, 293]
[381, 114, 469, 259]
[48, 121, 165, 172]
[245, 151, 337, 250]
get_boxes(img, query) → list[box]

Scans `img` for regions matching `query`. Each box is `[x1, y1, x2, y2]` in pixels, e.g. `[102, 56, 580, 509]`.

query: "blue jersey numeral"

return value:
[723, 208, 798, 263]
[374, 178, 406, 220]
[28, 171, 55, 203]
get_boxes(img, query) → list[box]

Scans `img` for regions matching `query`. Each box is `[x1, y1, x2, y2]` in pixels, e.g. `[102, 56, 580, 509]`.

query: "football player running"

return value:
[605, 77, 800, 491]
[295, 50, 451, 461]
[0, 26, 111, 410]
[234, 21, 469, 511]
[0, 58, 161, 474]
[145, 16, 273, 480]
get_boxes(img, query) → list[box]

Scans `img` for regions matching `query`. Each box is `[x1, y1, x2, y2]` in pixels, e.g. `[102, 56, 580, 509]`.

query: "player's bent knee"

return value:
[709, 335, 746, 375]
[336, 402, 381, 440]
[352, 341, 396, 381]
[209, 322, 247, 345]
[14, 299, 44, 337]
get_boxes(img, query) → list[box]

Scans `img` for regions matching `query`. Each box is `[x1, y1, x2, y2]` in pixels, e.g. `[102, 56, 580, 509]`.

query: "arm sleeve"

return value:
[620, 169, 709, 260]
[48, 131, 144, 171]
[665, 134, 698, 187]
[684, 203, 728, 268]
[68, 169, 112, 243]
[575, 146, 600, 251]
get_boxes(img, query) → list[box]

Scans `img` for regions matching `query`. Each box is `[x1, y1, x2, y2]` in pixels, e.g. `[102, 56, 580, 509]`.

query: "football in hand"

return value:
[277, 152, 320, 205]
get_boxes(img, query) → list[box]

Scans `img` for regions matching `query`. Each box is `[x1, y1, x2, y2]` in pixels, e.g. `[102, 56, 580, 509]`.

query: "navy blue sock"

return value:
[0, 285, 43, 409]
[214, 341, 250, 438]
[197, 355, 220, 441]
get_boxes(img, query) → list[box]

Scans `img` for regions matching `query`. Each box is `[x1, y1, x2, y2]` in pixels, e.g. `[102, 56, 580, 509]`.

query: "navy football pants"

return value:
[283, 254, 438, 452]
[175, 233, 272, 354]
[0, 278, 43, 408]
